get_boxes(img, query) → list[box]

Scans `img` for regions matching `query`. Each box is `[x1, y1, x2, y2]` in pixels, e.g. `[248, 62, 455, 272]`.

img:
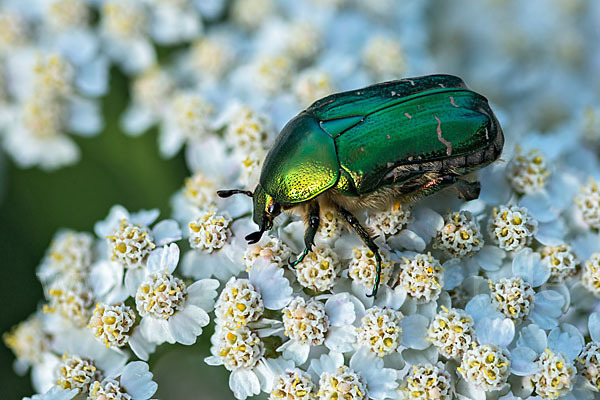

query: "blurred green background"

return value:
[0, 69, 232, 399]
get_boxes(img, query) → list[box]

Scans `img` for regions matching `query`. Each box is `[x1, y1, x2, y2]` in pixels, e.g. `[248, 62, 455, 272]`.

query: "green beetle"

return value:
[218, 74, 504, 297]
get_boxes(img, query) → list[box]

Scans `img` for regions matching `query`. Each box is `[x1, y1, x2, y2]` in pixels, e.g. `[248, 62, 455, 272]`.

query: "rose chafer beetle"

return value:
[219, 74, 504, 297]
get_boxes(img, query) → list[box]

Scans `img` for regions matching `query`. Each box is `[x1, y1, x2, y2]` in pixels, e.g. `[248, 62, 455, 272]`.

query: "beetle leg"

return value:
[290, 202, 320, 268]
[455, 179, 481, 201]
[337, 206, 382, 298]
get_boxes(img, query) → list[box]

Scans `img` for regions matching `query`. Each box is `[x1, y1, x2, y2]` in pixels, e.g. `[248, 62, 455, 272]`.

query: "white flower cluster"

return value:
[5, 1, 600, 400]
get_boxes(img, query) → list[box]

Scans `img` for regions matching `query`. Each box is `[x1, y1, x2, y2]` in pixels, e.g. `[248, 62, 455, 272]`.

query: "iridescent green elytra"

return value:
[219, 74, 504, 297]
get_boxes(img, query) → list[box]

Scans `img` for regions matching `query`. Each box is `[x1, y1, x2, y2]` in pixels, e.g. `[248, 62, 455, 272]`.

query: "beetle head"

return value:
[216, 184, 282, 244]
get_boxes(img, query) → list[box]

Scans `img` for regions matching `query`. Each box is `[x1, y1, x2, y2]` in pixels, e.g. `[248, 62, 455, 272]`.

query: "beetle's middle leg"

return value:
[337, 206, 382, 298]
[290, 201, 320, 268]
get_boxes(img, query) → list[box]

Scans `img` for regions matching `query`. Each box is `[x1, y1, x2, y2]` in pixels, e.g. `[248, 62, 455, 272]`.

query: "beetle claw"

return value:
[245, 230, 264, 244]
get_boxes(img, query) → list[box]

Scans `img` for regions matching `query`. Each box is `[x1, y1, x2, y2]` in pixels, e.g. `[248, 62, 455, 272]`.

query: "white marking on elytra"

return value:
[435, 115, 452, 156]
[391, 90, 396, 96]
[484, 127, 489, 140]
[386, 134, 391, 139]
[439, 83, 446, 88]
[360, 146, 365, 152]
[417, 105, 421, 110]
[449, 96, 459, 107]
[404, 112, 412, 119]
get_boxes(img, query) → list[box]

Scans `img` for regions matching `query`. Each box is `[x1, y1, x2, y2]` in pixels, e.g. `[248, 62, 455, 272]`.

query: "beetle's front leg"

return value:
[290, 202, 320, 268]
[337, 206, 382, 298]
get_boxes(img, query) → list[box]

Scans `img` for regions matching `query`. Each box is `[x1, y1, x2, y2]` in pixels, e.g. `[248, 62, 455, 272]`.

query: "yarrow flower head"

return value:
[348, 247, 394, 290]
[43, 282, 93, 327]
[575, 178, 600, 229]
[224, 104, 272, 157]
[427, 305, 474, 359]
[282, 297, 329, 346]
[295, 245, 341, 292]
[3, 315, 49, 369]
[369, 202, 411, 237]
[211, 325, 264, 371]
[188, 210, 232, 252]
[506, 148, 551, 194]
[243, 234, 292, 270]
[88, 302, 136, 349]
[56, 353, 102, 393]
[458, 343, 511, 391]
[38, 230, 94, 284]
[488, 205, 538, 252]
[215, 278, 264, 329]
[270, 368, 317, 400]
[489, 277, 535, 322]
[356, 306, 403, 357]
[435, 210, 484, 258]
[539, 244, 578, 282]
[362, 35, 405, 79]
[583, 252, 600, 297]
[106, 219, 155, 269]
[399, 364, 452, 400]
[88, 361, 157, 400]
[530, 349, 575, 399]
[397, 253, 444, 303]
[182, 172, 217, 210]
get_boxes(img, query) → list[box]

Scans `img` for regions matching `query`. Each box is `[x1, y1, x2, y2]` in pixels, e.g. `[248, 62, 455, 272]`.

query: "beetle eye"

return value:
[267, 203, 279, 215]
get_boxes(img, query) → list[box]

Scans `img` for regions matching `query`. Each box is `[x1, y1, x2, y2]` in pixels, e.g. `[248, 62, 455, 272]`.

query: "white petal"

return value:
[535, 220, 566, 246]
[121, 105, 156, 135]
[400, 314, 430, 350]
[533, 290, 565, 319]
[517, 324, 547, 354]
[475, 245, 506, 272]
[187, 279, 220, 310]
[476, 317, 514, 347]
[548, 324, 584, 360]
[325, 293, 356, 326]
[169, 305, 210, 345]
[229, 369, 260, 400]
[248, 259, 292, 309]
[89, 260, 123, 298]
[589, 312, 600, 342]
[512, 249, 549, 287]
[402, 346, 439, 365]
[120, 361, 157, 400]
[152, 219, 182, 246]
[276, 340, 310, 365]
[147, 243, 180, 274]
[128, 328, 156, 361]
[510, 347, 539, 376]
[374, 285, 407, 310]
[442, 259, 464, 290]
[349, 347, 398, 400]
[125, 267, 147, 297]
[139, 317, 173, 345]
[204, 356, 223, 366]
[130, 209, 161, 227]
[324, 326, 356, 353]
[519, 191, 557, 223]
[465, 294, 502, 323]
[478, 163, 511, 205]
[387, 229, 426, 252]
[68, 97, 102, 136]
[309, 352, 343, 377]
[254, 357, 295, 393]
[572, 232, 600, 261]
[406, 207, 443, 244]
[94, 205, 129, 237]
[456, 379, 487, 400]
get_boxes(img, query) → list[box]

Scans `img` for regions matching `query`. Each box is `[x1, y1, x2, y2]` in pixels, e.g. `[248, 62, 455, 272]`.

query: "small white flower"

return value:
[427, 305, 474, 359]
[44, 0, 90, 32]
[282, 297, 329, 346]
[318, 364, 367, 400]
[188, 35, 235, 81]
[55, 353, 102, 394]
[369, 202, 412, 237]
[230, 0, 275, 30]
[224, 103, 272, 157]
[575, 178, 600, 229]
[362, 35, 405, 80]
[488, 205, 538, 252]
[88, 361, 158, 400]
[106, 219, 156, 269]
[530, 349, 575, 399]
[136, 244, 219, 345]
[539, 244, 578, 282]
[251, 53, 293, 95]
[215, 278, 264, 329]
[244, 234, 293, 270]
[489, 277, 536, 322]
[181, 171, 218, 211]
[506, 148, 551, 194]
[38, 230, 94, 285]
[348, 246, 394, 291]
[399, 363, 453, 400]
[43, 282, 93, 327]
[397, 253, 444, 304]
[188, 210, 232, 253]
[294, 68, 335, 107]
[270, 368, 317, 400]
[582, 252, 600, 297]
[3, 314, 50, 371]
[88, 302, 136, 349]
[356, 306, 402, 357]
[435, 210, 484, 258]
[458, 342, 511, 391]
[295, 245, 341, 292]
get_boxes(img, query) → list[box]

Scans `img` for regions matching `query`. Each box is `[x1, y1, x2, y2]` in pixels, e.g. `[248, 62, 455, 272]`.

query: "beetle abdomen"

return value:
[332, 88, 500, 194]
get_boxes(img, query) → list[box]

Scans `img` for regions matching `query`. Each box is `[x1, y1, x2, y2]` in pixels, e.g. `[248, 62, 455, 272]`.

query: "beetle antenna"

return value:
[245, 229, 265, 244]
[217, 189, 253, 198]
